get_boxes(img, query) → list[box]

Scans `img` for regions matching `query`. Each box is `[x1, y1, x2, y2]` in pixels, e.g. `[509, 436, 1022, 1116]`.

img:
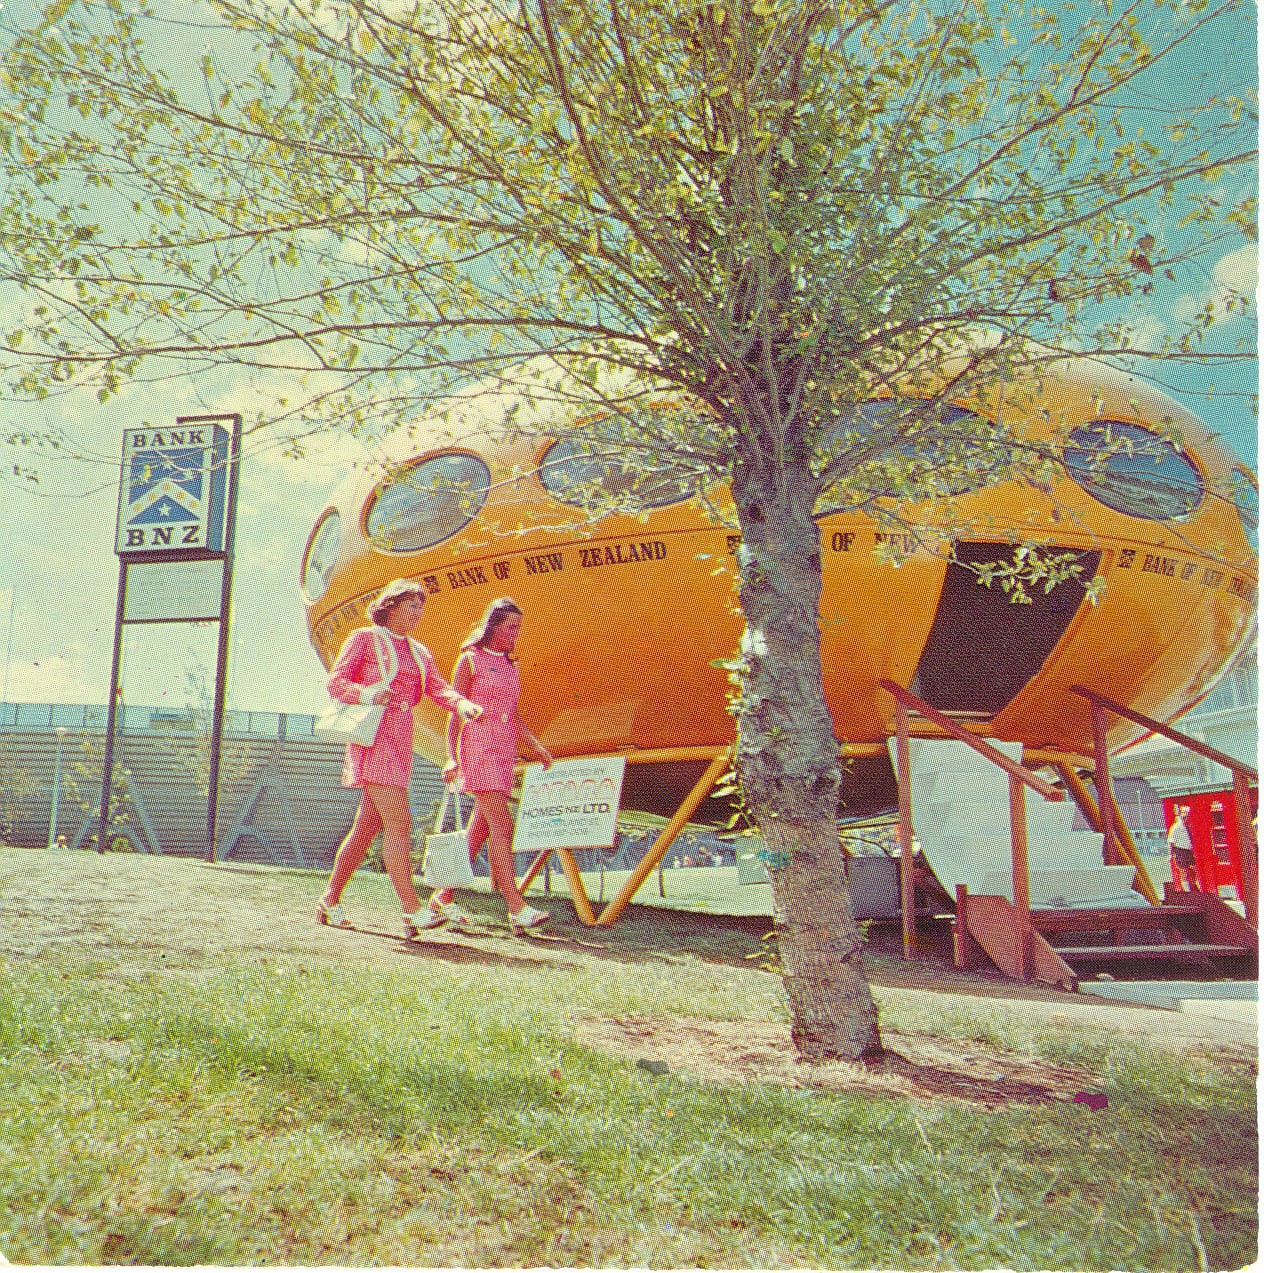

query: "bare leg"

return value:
[322, 795, 384, 907]
[364, 783, 421, 914]
[473, 790, 528, 914]
[431, 805, 489, 908]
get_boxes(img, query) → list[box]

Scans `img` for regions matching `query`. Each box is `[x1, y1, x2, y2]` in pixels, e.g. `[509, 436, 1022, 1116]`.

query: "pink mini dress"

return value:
[454, 645, 521, 795]
[327, 626, 467, 790]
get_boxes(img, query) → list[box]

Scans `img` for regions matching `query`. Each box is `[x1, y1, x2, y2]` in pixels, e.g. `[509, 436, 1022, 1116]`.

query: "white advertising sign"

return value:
[513, 756, 627, 853]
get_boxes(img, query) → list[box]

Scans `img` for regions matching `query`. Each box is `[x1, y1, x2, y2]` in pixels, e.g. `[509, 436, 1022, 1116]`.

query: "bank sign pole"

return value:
[98, 415, 241, 860]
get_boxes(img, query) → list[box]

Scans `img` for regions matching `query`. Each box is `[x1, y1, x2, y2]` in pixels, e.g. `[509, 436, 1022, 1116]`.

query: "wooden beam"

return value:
[953, 884, 983, 969]
[1009, 774, 1034, 982]
[1089, 699, 1117, 868]
[878, 680, 1064, 801]
[895, 702, 915, 960]
[1056, 762, 1102, 833]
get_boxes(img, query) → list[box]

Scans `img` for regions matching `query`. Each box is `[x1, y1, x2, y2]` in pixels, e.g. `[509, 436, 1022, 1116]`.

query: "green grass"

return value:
[0, 847, 1256, 1269]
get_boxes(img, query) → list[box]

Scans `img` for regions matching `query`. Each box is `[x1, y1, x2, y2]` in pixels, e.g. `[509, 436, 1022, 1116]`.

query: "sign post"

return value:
[97, 415, 241, 859]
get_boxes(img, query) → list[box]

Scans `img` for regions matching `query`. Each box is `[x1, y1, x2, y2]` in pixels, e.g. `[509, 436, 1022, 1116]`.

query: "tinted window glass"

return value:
[366, 453, 491, 552]
[1062, 421, 1202, 520]
[821, 398, 999, 500]
[539, 436, 696, 508]
[302, 509, 342, 601]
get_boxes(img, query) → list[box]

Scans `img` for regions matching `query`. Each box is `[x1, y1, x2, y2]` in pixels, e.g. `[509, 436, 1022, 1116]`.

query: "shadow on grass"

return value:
[470, 895, 775, 966]
[200, 856, 1079, 1001]
[340, 924, 579, 970]
[869, 1048, 1064, 1107]
[497, 894, 1072, 998]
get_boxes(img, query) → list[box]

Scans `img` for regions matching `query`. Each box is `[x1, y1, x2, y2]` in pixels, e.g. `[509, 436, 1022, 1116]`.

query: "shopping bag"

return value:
[424, 785, 475, 888]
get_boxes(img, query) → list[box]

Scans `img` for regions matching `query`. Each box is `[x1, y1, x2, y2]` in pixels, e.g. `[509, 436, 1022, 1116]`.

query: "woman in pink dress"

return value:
[316, 579, 482, 939]
[426, 597, 554, 933]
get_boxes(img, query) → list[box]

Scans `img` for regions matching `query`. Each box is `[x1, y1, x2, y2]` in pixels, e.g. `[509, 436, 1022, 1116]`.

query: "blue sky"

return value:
[0, 0, 1256, 716]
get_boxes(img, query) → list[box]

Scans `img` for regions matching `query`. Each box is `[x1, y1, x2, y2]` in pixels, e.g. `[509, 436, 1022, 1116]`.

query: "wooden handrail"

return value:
[1067, 686, 1258, 782]
[878, 680, 1064, 801]
[1069, 683, 1256, 929]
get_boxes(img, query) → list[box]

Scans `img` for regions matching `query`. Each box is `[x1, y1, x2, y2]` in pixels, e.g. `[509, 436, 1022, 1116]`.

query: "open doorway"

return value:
[911, 543, 1100, 715]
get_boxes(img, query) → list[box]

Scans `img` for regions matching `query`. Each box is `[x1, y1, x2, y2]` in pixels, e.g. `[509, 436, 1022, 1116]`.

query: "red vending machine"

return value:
[1164, 788, 1258, 901]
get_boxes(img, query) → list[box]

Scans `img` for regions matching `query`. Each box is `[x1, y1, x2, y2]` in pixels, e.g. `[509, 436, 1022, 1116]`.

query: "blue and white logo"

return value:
[115, 423, 232, 556]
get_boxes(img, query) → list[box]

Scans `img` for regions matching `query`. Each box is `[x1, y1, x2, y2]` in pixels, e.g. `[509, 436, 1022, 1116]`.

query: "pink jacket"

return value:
[328, 626, 469, 715]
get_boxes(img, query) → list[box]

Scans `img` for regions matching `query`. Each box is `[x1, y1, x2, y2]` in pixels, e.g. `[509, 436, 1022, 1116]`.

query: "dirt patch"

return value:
[577, 1013, 1102, 1109]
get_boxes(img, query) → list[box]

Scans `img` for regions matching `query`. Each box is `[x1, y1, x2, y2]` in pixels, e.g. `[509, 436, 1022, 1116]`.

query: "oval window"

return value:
[820, 398, 999, 501]
[301, 509, 342, 602]
[539, 424, 699, 509]
[1230, 465, 1258, 549]
[366, 452, 492, 552]
[1062, 421, 1203, 521]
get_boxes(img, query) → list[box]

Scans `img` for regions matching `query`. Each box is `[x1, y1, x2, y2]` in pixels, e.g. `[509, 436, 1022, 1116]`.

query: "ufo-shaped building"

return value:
[301, 357, 1257, 817]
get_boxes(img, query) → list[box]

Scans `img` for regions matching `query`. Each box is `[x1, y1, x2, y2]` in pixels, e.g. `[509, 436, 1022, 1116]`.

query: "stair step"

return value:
[1051, 943, 1249, 959]
[1034, 904, 1202, 929]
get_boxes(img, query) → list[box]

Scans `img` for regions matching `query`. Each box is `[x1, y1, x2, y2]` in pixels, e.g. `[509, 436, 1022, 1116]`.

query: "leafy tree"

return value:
[0, 0, 1254, 1058]
[64, 731, 147, 848]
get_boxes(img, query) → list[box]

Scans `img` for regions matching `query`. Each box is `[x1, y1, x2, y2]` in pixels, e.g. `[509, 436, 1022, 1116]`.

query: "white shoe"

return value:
[403, 907, 447, 939]
[316, 900, 352, 929]
[509, 904, 550, 934]
[430, 901, 472, 928]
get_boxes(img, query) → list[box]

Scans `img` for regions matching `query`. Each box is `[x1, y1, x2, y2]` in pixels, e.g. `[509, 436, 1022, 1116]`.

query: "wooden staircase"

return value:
[880, 681, 1258, 991]
[955, 887, 1257, 991]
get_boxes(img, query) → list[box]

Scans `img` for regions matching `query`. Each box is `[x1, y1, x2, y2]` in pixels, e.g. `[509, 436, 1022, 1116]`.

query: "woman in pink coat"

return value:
[426, 597, 554, 933]
[316, 579, 482, 939]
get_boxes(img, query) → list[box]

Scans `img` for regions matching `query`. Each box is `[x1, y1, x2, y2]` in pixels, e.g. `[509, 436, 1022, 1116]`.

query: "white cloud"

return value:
[1172, 244, 1258, 324]
[1213, 244, 1259, 295]
[3, 644, 102, 705]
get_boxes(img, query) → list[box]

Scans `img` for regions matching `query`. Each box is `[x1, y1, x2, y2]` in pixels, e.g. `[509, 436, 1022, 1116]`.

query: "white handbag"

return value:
[423, 785, 476, 888]
[314, 698, 386, 746]
[314, 629, 397, 746]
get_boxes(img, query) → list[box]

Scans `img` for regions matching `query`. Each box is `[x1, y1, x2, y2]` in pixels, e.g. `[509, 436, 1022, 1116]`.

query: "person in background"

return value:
[427, 597, 554, 934]
[316, 579, 482, 939]
[1167, 805, 1199, 892]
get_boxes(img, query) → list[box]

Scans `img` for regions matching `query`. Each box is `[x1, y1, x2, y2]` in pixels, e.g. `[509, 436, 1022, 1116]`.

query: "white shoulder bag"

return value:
[423, 785, 476, 888]
[314, 629, 398, 746]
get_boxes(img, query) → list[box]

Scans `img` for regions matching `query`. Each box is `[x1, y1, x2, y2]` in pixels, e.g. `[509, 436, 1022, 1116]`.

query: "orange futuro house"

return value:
[301, 357, 1257, 816]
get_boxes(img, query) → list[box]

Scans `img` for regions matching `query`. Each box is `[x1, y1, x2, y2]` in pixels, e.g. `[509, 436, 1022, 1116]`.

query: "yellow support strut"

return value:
[596, 751, 733, 926]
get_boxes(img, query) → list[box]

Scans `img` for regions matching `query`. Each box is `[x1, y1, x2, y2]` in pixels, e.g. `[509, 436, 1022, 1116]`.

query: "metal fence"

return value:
[0, 701, 317, 739]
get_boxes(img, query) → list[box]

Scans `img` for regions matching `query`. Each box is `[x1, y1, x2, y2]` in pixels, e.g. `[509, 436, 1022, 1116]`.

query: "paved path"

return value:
[877, 982, 1257, 1053]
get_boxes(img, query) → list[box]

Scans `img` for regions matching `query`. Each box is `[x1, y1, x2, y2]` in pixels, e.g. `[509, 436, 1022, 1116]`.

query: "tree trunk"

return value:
[731, 459, 883, 1062]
